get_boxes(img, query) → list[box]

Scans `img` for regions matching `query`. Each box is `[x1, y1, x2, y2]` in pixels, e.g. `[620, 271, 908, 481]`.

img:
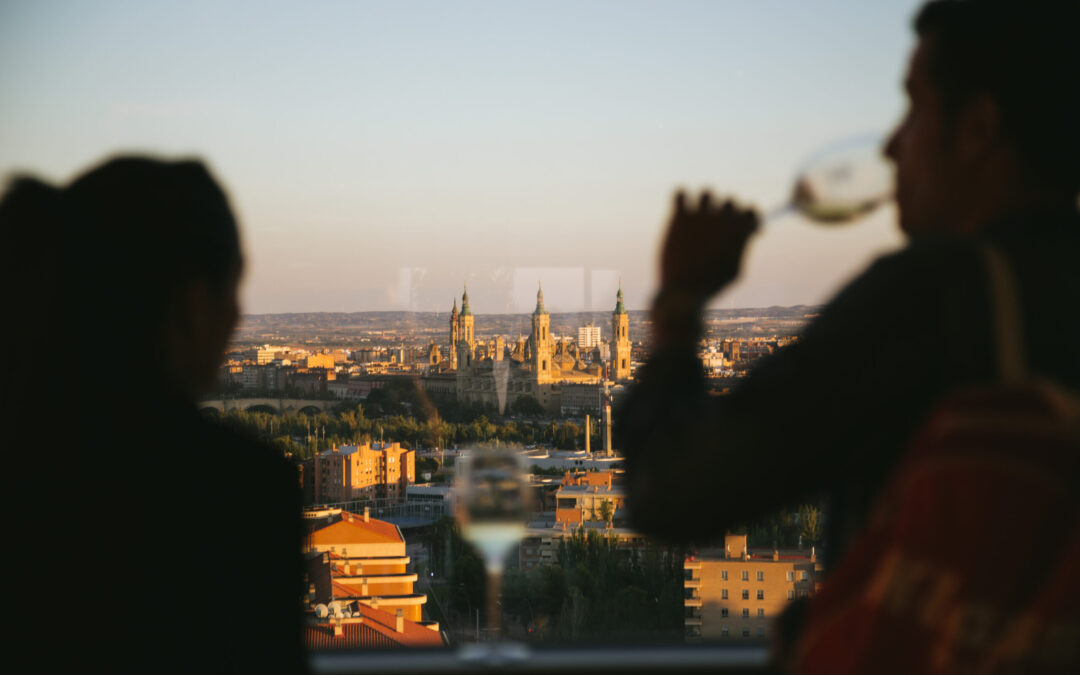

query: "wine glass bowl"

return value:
[780, 134, 893, 225]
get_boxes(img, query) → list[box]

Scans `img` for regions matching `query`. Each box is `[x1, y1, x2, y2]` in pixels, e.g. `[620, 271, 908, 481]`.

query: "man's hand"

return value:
[652, 191, 759, 349]
[659, 190, 759, 300]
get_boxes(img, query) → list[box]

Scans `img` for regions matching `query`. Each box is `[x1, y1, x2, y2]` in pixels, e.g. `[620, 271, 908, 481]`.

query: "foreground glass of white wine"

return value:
[767, 134, 893, 224]
[455, 449, 531, 643]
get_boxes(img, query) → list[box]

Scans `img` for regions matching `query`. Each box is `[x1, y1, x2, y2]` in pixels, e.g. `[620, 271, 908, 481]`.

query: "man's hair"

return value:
[915, 0, 1080, 194]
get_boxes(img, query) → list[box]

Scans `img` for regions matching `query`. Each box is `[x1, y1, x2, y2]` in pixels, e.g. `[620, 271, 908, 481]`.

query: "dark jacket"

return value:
[617, 212, 1080, 567]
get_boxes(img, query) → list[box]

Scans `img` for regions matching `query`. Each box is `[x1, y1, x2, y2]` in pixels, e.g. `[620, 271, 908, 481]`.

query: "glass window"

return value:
[8, 0, 917, 665]
[757, 609, 765, 618]
[721, 627, 729, 638]
[742, 608, 750, 618]
[788, 590, 796, 600]
[721, 608, 728, 618]
[743, 628, 751, 638]
[757, 590, 764, 600]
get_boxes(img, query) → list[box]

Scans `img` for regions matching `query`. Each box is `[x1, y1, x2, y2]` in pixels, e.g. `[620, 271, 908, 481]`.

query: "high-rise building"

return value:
[578, 324, 601, 350]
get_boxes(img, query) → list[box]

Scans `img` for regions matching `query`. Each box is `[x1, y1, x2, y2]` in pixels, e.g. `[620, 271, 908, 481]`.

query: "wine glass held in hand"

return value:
[777, 133, 893, 224]
[659, 134, 892, 303]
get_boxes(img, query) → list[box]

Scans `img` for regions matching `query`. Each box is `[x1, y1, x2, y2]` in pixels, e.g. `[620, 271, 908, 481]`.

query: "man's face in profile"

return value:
[885, 38, 962, 238]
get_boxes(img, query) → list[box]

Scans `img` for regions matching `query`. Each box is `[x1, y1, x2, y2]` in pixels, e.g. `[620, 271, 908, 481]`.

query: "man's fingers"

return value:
[673, 190, 688, 216]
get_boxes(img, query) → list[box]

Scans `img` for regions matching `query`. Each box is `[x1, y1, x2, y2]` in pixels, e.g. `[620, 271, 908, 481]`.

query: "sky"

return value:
[1, 0, 924, 314]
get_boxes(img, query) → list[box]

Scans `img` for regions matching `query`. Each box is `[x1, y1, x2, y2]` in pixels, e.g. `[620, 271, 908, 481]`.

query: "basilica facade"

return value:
[427, 285, 631, 414]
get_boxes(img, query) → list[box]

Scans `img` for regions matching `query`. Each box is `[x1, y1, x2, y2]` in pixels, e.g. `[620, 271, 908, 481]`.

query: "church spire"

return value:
[534, 281, 547, 315]
[461, 285, 472, 316]
[614, 282, 627, 315]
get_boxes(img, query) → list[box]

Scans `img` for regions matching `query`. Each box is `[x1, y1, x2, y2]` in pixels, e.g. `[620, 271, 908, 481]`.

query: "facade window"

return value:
[742, 608, 750, 618]
[756, 570, 764, 582]
[721, 589, 728, 600]
[743, 628, 751, 638]
[757, 590, 764, 600]
[742, 589, 749, 600]
[786, 571, 794, 581]
[757, 626, 766, 637]
[799, 570, 808, 581]
[721, 608, 728, 618]
[741, 570, 749, 581]
[721, 627, 729, 637]
[721, 570, 728, 581]
[787, 590, 795, 600]
[757, 609, 765, 618]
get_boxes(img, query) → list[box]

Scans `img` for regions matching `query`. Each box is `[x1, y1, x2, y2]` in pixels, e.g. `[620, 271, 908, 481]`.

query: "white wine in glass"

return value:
[767, 133, 892, 224]
[456, 448, 531, 642]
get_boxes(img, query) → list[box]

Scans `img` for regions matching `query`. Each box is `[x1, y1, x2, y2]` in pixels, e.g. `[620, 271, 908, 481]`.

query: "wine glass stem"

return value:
[763, 202, 795, 222]
[486, 567, 503, 641]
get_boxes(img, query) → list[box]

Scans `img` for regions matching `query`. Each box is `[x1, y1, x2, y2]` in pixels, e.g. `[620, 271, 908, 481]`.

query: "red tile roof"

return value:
[305, 603, 443, 650]
[309, 512, 403, 546]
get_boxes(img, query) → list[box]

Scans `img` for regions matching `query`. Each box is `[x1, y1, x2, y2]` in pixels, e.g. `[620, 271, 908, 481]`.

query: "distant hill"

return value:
[232, 305, 823, 345]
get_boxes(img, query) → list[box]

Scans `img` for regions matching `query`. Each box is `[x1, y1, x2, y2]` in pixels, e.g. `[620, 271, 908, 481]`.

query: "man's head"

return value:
[885, 0, 1080, 237]
[66, 157, 243, 398]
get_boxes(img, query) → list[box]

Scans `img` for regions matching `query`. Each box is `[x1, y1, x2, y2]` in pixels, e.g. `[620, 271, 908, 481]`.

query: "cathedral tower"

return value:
[531, 283, 553, 384]
[449, 298, 459, 369]
[457, 286, 476, 368]
[611, 285, 631, 380]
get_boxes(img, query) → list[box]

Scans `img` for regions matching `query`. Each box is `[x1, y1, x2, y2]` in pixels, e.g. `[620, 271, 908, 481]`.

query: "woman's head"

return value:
[1, 155, 244, 399]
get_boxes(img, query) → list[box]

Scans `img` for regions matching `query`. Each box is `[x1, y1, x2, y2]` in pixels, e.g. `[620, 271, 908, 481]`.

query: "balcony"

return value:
[684, 596, 703, 608]
[684, 616, 703, 627]
[684, 578, 701, 589]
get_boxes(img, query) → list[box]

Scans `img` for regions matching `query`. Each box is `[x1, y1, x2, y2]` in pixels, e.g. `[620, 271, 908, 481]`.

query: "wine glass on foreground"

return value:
[766, 133, 892, 224]
[455, 448, 531, 643]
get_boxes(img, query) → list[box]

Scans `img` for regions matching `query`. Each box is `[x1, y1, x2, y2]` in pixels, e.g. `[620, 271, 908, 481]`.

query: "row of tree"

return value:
[422, 518, 685, 644]
[213, 403, 599, 461]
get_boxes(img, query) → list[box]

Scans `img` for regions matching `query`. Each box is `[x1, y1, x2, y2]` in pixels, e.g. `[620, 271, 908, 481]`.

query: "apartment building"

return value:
[311, 442, 415, 504]
[303, 507, 441, 645]
[684, 533, 822, 642]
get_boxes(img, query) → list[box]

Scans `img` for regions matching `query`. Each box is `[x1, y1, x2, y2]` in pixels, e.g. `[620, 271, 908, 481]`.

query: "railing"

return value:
[310, 645, 775, 674]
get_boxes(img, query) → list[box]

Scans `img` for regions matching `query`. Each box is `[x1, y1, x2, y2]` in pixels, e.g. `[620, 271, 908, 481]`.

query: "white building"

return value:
[578, 324, 602, 350]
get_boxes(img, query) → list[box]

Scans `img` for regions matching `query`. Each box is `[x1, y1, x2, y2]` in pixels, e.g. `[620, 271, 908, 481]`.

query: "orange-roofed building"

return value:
[560, 470, 614, 489]
[305, 603, 442, 649]
[304, 507, 428, 623]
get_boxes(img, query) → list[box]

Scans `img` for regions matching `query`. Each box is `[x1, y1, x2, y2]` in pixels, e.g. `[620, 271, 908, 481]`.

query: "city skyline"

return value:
[2, 0, 917, 313]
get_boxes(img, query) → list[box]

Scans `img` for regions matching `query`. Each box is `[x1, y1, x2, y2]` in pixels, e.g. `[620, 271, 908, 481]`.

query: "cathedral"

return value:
[426, 284, 632, 414]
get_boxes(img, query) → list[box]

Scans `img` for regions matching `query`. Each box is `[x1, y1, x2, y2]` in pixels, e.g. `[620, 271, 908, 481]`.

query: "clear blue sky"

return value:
[1, 0, 923, 314]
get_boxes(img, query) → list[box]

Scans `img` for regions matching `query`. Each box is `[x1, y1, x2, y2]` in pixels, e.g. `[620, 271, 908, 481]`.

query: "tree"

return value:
[599, 499, 614, 526]
[798, 504, 824, 545]
[511, 395, 545, 416]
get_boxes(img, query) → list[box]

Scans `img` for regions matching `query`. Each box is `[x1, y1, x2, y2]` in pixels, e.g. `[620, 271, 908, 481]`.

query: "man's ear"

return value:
[955, 94, 1004, 164]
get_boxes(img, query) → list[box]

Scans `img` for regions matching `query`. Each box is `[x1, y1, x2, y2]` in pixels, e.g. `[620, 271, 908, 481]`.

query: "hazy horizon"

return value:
[2, 0, 920, 313]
